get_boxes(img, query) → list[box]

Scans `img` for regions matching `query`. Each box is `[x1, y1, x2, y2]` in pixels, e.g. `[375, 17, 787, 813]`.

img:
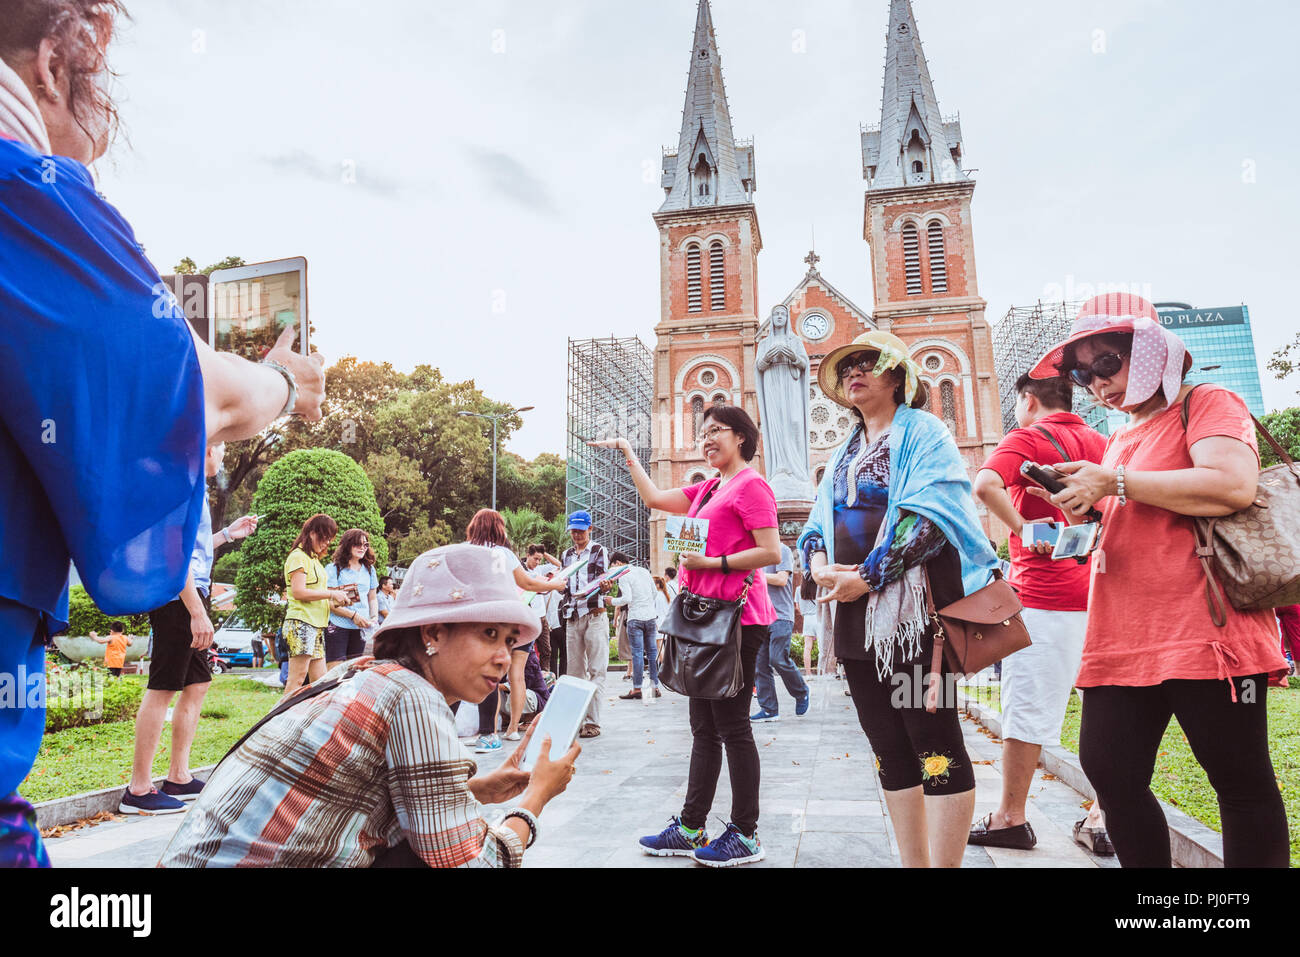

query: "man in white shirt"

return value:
[524, 545, 561, 672]
[604, 552, 661, 700]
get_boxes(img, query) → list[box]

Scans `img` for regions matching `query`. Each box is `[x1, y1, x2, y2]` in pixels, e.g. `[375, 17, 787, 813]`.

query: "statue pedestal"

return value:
[776, 500, 814, 549]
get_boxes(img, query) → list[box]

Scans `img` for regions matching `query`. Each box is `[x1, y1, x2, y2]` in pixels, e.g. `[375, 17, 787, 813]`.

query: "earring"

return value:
[424, 644, 436, 657]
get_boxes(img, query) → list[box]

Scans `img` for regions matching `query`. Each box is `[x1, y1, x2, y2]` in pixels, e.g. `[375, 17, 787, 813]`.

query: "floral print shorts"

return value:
[284, 620, 326, 660]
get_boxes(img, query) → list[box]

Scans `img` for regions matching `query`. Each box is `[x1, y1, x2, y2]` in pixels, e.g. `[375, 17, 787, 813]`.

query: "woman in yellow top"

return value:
[283, 514, 350, 697]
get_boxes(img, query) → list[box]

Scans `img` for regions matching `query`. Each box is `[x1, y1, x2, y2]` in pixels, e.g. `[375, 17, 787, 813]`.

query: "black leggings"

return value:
[681, 625, 765, 837]
[843, 655, 974, 795]
[1079, 675, 1288, 868]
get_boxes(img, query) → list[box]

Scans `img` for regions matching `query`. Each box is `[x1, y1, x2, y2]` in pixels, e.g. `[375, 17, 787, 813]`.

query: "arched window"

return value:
[940, 381, 957, 434]
[711, 393, 728, 407]
[690, 396, 704, 445]
[927, 221, 947, 294]
[694, 153, 711, 197]
[902, 223, 922, 296]
[686, 243, 702, 312]
[709, 241, 726, 311]
[911, 160, 924, 174]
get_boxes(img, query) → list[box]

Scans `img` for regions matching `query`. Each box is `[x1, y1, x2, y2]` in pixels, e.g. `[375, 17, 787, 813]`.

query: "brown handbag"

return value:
[1180, 385, 1300, 626]
[923, 565, 1031, 713]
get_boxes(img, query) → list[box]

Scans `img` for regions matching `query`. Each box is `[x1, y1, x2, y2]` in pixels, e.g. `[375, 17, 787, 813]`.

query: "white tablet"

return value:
[520, 676, 597, 772]
[209, 257, 309, 360]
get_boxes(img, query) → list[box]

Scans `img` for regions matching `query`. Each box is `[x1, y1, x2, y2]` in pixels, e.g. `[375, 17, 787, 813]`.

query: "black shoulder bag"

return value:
[658, 479, 754, 700]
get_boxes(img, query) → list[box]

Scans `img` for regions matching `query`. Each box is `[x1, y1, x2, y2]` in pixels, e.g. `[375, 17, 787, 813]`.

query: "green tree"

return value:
[65, 586, 151, 637]
[1259, 408, 1300, 468]
[234, 449, 387, 633]
[543, 514, 572, 554]
[392, 518, 454, 564]
[499, 507, 547, 550]
[1268, 332, 1300, 385]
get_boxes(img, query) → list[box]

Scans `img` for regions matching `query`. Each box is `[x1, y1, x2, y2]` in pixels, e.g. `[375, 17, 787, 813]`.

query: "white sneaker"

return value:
[474, 734, 502, 753]
[504, 730, 523, 741]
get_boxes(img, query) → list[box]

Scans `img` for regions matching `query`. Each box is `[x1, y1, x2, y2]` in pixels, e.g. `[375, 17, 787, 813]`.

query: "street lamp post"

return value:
[458, 407, 534, 511]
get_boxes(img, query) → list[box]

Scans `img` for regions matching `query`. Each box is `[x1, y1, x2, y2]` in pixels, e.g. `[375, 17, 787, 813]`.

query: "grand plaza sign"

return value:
[1157, 306, 1245, 328]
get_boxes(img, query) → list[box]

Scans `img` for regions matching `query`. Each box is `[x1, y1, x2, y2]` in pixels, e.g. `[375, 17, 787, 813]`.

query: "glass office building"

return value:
[1155, 303, 1266, 417]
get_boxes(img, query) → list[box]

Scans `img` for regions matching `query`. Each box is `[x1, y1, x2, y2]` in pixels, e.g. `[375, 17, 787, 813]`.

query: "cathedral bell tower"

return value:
[649, 0, 763, 573]
[861, 0, 1003, 530]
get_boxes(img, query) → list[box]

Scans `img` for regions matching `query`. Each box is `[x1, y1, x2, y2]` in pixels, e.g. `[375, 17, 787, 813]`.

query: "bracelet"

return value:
[720, 554, 730, 575]
[1115, 465, 1127, 507]
[502, 808, 539, 849]
[260, 359, 298, 418]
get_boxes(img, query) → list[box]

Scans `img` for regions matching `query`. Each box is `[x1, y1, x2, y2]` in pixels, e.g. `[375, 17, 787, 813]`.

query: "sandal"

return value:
[1072, 818, 1115, 856]
[578, 723, 602, 739]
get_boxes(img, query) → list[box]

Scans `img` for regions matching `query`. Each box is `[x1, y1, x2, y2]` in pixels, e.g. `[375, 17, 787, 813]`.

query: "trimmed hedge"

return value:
[45, 659, 143, 732]
[65, 586, 150, 638]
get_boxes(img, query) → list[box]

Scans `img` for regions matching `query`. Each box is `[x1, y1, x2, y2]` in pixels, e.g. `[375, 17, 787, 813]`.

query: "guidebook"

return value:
[521, 557, 589, 606]
[664, 515, 709, 555]
[574, 564, 630, 600]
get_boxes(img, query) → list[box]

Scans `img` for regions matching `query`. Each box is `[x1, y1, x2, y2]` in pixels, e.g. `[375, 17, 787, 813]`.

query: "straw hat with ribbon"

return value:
[817, 330, 929, 411]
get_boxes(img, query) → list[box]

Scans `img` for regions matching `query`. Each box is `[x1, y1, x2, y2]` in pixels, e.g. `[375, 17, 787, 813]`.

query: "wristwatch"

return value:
[260, 358, 298, 418]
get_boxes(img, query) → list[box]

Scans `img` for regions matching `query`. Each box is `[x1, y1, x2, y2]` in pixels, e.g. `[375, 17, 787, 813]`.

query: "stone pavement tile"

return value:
[796, 829, 896, 867]
[801, 813, 890, 834]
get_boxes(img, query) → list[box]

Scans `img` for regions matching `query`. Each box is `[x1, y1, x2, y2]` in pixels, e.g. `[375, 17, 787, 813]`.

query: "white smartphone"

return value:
[1021, 521, 1060, 546]
[1052, 522, 1100, 560]
[520, 675, 597, 772]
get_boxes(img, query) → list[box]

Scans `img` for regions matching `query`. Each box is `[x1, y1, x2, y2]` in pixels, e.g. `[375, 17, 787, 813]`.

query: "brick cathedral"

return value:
[648, 0, 1004, 572]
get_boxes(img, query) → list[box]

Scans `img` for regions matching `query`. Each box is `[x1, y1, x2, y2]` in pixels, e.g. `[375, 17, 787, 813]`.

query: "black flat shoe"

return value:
[1073, 818, 1115, 856]
[619, 690, 642, 700]
[967, 814, 1037, 849]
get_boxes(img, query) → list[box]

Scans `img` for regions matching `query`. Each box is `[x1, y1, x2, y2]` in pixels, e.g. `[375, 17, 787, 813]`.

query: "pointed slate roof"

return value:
[862, 0, 964, 189]
[660, 0, 755, 213]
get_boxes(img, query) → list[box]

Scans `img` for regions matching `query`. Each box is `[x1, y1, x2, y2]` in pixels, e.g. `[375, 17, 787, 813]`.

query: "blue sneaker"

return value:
[474, 734, 502, 754]
[750, 709, 779, 723]
[160, 777, 205, 802]
[692, 822, 764, 867]
[639, 816, 709, 857]
[795, 692, 811, 717]
[119, 787, 187, 815]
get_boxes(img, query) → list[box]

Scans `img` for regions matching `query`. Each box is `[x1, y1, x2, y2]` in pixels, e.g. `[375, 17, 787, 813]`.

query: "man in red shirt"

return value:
[967, 373, 1110, 854]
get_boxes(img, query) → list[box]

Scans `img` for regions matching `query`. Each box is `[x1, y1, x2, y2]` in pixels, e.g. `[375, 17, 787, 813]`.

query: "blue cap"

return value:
[566, 510, 593, 531]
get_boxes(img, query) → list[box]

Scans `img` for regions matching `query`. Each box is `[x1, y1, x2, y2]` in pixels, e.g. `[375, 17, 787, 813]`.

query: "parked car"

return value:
[212, 615, 259, 669]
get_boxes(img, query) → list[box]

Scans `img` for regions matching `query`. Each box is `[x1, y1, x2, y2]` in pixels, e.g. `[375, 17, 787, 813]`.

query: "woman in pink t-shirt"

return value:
[1028, 293, 1288, 868]
[590, 405, 780, 867]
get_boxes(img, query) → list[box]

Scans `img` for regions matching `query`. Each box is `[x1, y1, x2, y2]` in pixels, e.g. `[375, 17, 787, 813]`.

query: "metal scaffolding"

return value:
[992, 301, 1110, 434]
[566, 337, 654, 566]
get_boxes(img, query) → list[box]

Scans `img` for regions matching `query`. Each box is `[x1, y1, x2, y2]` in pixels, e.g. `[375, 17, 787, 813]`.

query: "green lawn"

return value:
[960, 681, 1300, 866]
[20, 675, 282, 805]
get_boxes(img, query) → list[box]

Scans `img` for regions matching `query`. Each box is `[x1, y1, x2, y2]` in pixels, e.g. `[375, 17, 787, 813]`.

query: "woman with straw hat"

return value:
[798, 330, 999, 868]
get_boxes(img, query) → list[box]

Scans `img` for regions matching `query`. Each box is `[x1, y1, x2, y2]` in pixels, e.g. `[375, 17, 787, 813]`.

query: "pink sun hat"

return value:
[370, 543, 540, 645]
[1029, 292, 1193, 409]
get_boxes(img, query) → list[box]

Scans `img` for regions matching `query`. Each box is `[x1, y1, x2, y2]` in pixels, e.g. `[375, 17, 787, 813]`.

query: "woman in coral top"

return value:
[1028, 293, 1288, 868]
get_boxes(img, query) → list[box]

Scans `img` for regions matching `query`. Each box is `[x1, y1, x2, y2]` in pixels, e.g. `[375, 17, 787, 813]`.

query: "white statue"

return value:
[755, 305, 813, 501]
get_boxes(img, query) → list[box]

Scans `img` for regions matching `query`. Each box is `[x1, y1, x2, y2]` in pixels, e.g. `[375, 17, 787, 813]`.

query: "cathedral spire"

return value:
[659, 0, 756, 213]
[861, 0, 964, 189]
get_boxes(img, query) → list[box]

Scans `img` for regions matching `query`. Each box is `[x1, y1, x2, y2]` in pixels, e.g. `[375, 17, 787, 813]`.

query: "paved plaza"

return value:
[44, 674, 1117, 868]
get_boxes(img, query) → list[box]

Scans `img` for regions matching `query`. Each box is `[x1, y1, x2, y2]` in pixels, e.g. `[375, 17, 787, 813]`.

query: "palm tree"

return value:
[544, 513, 571, 555]
[500, 507, 546, 552]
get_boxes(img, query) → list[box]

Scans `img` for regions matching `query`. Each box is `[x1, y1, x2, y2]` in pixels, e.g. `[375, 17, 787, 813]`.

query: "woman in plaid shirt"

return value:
[160, 544, 580, 867]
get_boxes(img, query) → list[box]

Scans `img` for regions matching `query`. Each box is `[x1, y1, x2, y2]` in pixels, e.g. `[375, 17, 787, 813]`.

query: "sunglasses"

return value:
[1068, 352, 1125, 388]
[836, 353, 878, 381]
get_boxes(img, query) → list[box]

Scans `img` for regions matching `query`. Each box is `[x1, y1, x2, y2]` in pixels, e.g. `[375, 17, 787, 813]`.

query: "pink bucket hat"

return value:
[1029, 293, 1193, 409]
[370, 543, 540, 645]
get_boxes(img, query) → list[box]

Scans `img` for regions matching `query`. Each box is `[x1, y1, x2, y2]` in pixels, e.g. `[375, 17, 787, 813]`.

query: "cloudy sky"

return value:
[95, 0, 1300, 459]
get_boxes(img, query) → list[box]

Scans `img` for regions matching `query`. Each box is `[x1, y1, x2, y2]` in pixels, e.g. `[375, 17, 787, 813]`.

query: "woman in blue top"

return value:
[0, 2, 325, 867]
[325, 529, 380, 670]
[799, 332, 999, 868]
